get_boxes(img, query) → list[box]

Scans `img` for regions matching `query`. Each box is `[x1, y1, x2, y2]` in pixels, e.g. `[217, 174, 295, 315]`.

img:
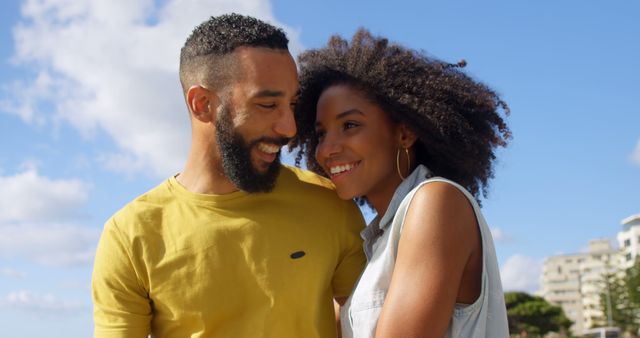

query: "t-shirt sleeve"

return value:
[92, 218, 151, 338]
[332, 201, 367, 298]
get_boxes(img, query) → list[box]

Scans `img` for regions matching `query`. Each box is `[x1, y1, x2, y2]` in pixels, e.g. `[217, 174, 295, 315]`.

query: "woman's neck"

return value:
[366, 177, 404, 218]
[366, 164, 418, 218]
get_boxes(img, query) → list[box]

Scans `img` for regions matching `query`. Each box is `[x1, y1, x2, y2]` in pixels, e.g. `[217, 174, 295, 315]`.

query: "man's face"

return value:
[215, 47, 299, 192]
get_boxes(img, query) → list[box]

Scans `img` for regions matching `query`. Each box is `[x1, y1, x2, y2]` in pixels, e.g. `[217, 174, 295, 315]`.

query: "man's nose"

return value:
[273, 107, 297, 138]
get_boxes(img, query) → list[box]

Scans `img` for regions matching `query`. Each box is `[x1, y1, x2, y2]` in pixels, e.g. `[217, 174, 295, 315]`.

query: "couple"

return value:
[92, 13, 511, 338]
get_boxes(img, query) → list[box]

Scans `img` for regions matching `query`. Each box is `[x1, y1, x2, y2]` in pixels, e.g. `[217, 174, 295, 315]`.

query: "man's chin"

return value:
[251, 157, 280, 173]
[230, 160, 281, 193]
[255, 164, 276, 175]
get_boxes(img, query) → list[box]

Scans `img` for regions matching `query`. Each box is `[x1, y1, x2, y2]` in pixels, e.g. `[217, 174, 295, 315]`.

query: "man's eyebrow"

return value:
[252, 89, 285, 98]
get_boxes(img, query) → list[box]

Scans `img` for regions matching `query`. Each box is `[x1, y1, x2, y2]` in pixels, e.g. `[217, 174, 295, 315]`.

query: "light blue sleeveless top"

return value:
[340, 165, 509, 338]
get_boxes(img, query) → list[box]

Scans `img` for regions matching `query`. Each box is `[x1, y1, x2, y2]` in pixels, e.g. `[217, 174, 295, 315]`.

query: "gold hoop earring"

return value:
[396, 147, 411, 180]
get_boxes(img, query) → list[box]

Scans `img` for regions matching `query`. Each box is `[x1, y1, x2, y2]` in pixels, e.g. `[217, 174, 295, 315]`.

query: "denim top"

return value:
[340, 165, 509, 338]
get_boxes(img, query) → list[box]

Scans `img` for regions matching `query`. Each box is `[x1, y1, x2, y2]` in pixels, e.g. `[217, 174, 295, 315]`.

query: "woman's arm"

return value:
[375, 181, 481, 338]
[335, 298, 347, 338]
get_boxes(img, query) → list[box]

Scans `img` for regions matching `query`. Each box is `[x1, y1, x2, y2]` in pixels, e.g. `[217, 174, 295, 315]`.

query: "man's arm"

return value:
[332, 200, 367, 338]
[331, 200, 367, 298]
[92, 219, 151, 338]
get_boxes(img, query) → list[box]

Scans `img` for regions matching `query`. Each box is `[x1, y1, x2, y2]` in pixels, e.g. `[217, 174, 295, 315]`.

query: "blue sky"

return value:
[0, 0, 638, 337]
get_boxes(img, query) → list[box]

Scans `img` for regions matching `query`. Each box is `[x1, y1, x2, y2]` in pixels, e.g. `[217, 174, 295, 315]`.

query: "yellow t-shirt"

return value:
[92, 165, 366, 338]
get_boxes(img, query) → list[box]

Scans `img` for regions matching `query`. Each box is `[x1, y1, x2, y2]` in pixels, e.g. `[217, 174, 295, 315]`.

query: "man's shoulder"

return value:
[279, 165, 336, 192]
[277, 165, 365, 228]
[108, 178, 175, 232]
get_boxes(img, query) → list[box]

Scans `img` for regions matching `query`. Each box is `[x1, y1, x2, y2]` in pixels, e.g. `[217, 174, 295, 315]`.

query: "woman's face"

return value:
[314, 85, 403, 202]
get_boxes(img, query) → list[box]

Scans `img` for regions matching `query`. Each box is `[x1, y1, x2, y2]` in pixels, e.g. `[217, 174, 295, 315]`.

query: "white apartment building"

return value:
[617, 214, 640, 269]
[540, 239, 619, 336]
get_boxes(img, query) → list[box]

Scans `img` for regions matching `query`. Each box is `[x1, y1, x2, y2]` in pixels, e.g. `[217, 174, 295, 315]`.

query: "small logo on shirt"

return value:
[290, 251, 306, 259]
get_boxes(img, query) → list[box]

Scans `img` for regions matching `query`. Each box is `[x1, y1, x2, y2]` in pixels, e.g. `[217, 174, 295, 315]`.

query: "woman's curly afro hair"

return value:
[290, 28, 511, 202]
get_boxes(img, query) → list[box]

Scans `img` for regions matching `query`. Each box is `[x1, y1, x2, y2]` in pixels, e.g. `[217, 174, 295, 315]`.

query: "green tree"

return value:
[600, 256, 640, 337]
[505, 291, 572, 337]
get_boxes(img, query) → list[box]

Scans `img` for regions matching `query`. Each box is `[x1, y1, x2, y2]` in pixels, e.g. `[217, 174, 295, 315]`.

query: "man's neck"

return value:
[176, 150, 239, 195]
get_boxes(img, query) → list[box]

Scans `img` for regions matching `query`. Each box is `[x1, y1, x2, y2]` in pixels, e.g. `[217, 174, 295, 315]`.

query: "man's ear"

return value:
[397, 123, 417, 148]
[186, 85, 219, 123]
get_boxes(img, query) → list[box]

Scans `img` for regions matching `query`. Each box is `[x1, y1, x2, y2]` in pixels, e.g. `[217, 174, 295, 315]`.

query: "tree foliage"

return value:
[600, 256, 640, 337]
[505, 291, 572, 336]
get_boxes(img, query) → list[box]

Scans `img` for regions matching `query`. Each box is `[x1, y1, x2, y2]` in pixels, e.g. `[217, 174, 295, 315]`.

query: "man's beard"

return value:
[215, 105, 288, 193]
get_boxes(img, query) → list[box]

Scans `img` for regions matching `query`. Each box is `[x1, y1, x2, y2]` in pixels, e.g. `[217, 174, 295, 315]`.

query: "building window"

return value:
[625, 239, 631, 247]
[557, 266, 562, 274]
[637, 236, 640, 244]
[627, 253, 633, 261]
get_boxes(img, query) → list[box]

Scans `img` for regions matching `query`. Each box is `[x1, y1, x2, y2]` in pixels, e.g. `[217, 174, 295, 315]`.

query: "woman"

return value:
[291, 29, 511, 338]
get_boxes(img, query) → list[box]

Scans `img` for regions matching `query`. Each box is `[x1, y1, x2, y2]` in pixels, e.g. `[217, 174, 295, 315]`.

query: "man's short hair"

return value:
[179, 13, 289, 94]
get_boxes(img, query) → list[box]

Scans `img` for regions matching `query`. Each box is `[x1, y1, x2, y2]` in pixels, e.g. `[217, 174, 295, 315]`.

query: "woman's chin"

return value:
[336, 189, 358, 201]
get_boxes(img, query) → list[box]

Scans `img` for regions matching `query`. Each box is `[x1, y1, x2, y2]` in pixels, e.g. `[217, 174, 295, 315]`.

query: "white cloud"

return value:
[4, 0, 303, 178]
[0, 72, 57, 126]
[491, 227, 507, 243]
[0, 223, 99, 267]
[0, 167, 89, 223]
[630, 139, 640, 167]
[0, 268, 26, 279]
[59, 279, 91, 291]
[0, 290, 85, 315]
[0, 168, 98, 267]
[490, 227, 516, 245]
[500, 254, 542, 293]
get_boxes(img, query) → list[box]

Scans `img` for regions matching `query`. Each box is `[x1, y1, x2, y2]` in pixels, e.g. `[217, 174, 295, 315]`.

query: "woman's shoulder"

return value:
[400, 177, 479, 247]
[407, 177, 474, 213]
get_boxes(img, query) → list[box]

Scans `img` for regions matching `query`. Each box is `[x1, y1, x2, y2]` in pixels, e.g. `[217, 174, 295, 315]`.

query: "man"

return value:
[92, 14, 365, 338]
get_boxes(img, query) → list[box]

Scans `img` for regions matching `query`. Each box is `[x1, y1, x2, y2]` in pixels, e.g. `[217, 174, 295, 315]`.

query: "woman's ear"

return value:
[186, 85, 219, 123]
[397, 123, 417, 148]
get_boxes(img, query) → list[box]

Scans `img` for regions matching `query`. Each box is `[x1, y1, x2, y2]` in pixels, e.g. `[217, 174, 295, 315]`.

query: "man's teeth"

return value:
[330, 163, 356, 175]
[258, 143, 280, 154]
